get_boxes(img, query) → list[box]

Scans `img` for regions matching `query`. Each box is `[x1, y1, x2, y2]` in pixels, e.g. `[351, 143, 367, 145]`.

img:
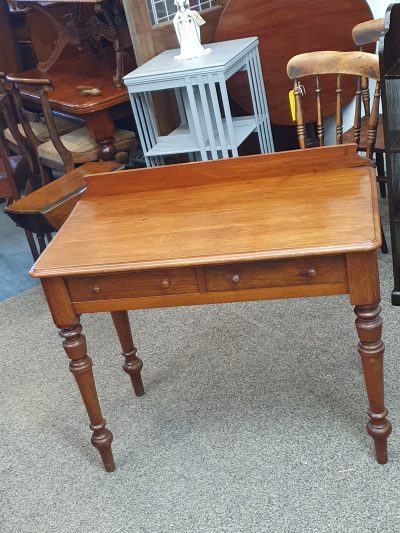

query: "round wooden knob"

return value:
[161, 279, 170, 289]
[232, 274, 240, 284]
[307, 269, 317, 278]
[92, 285, 101, 294]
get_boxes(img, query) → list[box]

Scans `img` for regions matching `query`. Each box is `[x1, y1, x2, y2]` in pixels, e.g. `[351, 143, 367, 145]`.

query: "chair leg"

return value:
[381, 222, 389, 255]
[24, 229, 39, 261]
[37, 233, 47, 254]
[376, 153, 386, 199]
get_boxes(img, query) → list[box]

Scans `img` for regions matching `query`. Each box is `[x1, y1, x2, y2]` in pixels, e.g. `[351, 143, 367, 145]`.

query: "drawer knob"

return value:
[307, 269, 317, 278]
[92, 285, 101, 294]
[161, 279, 170, 289]
[232, 274, 240, 284]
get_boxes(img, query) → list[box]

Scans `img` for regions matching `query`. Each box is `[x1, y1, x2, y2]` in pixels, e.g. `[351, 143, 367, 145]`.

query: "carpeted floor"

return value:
[1, 202, 400, 533]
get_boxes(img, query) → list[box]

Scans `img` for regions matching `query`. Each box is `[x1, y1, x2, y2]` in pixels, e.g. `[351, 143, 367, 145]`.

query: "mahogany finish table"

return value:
[31, 144, 391, 471]
[17, 53, 131, 159]
[215, 0, 374, 125]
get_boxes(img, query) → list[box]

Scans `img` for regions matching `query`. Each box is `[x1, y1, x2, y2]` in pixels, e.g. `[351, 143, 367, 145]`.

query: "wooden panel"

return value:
[346, 251, 380, 306]
[84, 144, 369, 196]
[204, 256, 346, 292]
[67, 268, 199, 302]
[41, 277, 78, 328]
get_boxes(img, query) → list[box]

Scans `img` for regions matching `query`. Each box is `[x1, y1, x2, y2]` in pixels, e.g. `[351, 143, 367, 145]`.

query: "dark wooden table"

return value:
[215, 0, 374, 125]
[30, 144, 391, 471]
[17, 52, 132, 159]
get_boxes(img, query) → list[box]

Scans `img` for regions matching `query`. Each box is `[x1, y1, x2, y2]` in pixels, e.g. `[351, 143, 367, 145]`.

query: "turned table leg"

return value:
[60, 324, 115, 472]
[355, 304, 392, 464]
[85, 110, 117, 162]
[111, 311, 144, 396]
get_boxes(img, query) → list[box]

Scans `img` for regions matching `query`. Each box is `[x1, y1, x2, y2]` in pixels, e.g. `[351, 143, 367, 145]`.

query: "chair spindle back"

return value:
[6, 76, 75, 173]
[287, 51, 380, 159]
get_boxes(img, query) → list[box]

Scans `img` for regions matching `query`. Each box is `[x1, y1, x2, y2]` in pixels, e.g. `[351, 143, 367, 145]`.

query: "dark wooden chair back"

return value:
[6, 75, 75, 172]
[286, 51, 380, 159]
[0, 90, 40, 259]
[0, 72, 45, 187]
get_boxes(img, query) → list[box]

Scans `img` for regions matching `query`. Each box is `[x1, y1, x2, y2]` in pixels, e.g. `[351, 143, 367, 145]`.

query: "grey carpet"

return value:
[1, 202, 400, 533]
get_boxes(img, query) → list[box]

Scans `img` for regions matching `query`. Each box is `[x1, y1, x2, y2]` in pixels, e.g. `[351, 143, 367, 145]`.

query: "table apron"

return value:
[62, 254, 350, 313]
[71, 282, 349, 313]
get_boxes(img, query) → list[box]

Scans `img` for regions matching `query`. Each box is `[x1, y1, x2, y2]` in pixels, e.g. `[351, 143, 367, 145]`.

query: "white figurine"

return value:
[173, 0, 211, 61]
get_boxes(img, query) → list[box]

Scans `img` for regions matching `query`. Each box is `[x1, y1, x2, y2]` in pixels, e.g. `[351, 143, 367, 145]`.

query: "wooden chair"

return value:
[0, 73, 79, 155]
[0, 91, 40, 259]
[6, 76, 137, 174]
[348, 18, 387, 198]
[287, 50, 388, 253]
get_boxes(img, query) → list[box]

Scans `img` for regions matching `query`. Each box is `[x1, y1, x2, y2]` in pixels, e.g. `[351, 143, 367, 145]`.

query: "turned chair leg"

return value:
[60, 323, 115, 472]
[111, 311, 144, 396]
[354, 304, 392, 464]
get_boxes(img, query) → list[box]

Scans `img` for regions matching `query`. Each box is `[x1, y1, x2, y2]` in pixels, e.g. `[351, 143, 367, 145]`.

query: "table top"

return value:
[18, 53, 129, 115]
[31, 145, 380, 279]
[124, 38, 257, 86]
[215, 0, 374, 125]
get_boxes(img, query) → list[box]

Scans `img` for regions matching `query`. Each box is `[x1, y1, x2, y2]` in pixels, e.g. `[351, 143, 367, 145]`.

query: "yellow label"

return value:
[289, 90, 296, 121]
[191, 11, 206, 26]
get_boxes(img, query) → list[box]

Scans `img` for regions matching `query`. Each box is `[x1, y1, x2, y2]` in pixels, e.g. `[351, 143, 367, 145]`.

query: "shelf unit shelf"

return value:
[146, 116, 257, 157]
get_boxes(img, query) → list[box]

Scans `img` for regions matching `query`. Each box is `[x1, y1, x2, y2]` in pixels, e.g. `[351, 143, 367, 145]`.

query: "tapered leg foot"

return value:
[355, 304, 392, 464]
[90, 422, 115, 472]
[111, 311, 144, 396]
[60, 324, 115, 472]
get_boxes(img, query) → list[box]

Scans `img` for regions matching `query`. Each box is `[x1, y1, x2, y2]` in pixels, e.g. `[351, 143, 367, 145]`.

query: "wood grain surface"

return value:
[215, 0, 374, 125]
[30, 145, 380, 278]
[17, 53, 129, 115]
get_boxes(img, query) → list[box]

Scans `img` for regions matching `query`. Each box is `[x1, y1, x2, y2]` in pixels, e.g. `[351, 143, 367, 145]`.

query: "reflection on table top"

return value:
[17, 53, 129, 115]
[31, 145, 380, 278]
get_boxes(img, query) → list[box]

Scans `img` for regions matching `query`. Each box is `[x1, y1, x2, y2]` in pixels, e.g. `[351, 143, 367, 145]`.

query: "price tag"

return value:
[289, 90, 296, 121]
[191, 11, 206, 26]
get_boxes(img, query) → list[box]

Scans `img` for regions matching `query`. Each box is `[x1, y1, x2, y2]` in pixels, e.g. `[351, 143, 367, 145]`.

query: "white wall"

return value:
[367, 0, 389, 18]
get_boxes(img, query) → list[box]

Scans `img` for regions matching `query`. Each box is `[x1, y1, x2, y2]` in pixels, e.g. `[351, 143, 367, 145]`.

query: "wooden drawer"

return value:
[67, 268, 199, 302]
[204, 256, 346, 292]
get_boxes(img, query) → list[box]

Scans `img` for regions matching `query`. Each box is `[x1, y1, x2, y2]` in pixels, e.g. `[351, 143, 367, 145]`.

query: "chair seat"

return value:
[343, 114, 385, 152]
[37, 127, 136, 167]
[4, 115, 80, 145]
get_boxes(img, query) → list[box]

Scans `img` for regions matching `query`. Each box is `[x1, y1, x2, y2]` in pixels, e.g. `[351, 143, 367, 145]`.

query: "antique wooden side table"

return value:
[30, 144, 392, 471]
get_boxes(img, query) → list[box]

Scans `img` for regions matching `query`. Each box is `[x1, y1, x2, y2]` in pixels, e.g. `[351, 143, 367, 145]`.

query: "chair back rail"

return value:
[287, 51, 380, 159]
